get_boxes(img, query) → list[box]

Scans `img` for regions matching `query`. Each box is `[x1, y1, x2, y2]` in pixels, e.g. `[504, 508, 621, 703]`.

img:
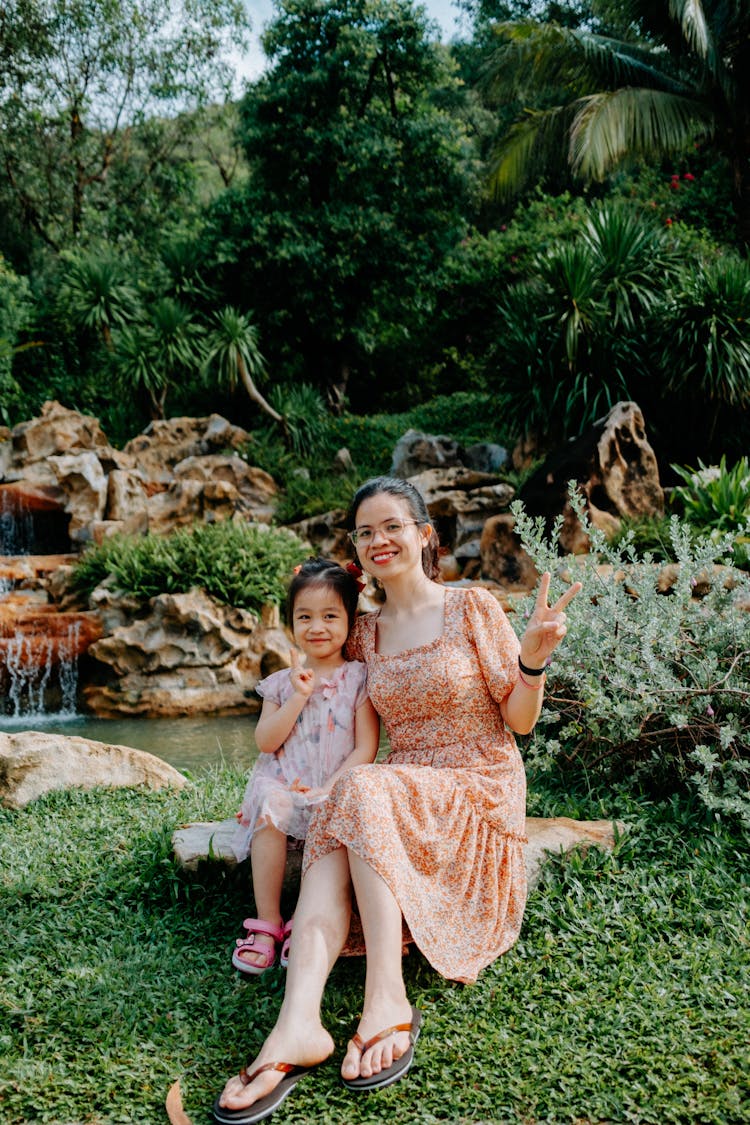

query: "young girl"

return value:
[231, 557, 379, 975]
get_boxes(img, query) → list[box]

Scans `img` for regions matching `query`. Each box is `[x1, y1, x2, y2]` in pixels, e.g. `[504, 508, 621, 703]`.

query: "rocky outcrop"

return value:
[123, 414, 250, 484]
[84, 587, 292, 717]
[519, 401, 664, 554]
[1, 404, 277, 547]
[0, 731, 187, 809]
[480, 514, 540, 591]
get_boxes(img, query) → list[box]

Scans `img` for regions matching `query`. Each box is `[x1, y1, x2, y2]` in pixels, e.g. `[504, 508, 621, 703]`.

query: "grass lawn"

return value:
[0, 768, 747, 1125]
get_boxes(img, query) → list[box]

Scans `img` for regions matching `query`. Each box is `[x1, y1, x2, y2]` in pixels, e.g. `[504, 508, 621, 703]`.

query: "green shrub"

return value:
[71, 521, 308, 611]
[513, 487, 750, 827]
[671, 455, 750, 567]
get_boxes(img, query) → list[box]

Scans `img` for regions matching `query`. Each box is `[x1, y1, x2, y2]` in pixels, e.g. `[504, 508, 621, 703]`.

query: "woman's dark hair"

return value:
[286, 557, 361, 631]
[348, 476, 441, 581]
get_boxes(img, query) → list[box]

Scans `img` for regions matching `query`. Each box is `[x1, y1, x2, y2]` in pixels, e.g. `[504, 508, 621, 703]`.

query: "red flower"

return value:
[665, 218, 673, 226]
[683, 173, 696, 182]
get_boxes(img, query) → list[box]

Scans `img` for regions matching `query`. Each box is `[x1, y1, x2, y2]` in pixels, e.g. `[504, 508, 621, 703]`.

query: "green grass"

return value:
[1, 772, 747, 1124]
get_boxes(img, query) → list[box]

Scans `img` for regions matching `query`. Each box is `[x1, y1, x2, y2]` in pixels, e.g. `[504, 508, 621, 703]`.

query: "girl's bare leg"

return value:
[340, 850, 413, 1081]
[238, 825, 287, 968]
[218, 847, 352, 1111]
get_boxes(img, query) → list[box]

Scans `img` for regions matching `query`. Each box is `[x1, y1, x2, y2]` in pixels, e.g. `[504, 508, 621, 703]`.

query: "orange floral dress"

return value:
[303, 586, 527, 984]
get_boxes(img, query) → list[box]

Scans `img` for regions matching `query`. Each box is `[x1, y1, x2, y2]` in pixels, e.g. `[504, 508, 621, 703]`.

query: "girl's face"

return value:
[291, 583, 349, 662]
[352, 492, 430, 581]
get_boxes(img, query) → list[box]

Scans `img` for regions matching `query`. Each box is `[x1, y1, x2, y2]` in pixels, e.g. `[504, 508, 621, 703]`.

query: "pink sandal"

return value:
[280, 918, 293, 969]
[231, 918, 283, 976]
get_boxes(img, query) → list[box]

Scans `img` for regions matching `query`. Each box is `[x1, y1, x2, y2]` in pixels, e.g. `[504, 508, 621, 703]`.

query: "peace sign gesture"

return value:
[519, 571, 582, 671]
[289, 646, 315, 698]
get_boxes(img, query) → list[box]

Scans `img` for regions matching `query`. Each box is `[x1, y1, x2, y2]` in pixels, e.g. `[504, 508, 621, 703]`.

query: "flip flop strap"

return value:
[239, 1061, 296, 1087]
[351, 1021, 414, 1056]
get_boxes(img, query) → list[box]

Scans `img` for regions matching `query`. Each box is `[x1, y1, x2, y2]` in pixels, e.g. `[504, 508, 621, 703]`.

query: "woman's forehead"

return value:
[354, 492, 411, 524]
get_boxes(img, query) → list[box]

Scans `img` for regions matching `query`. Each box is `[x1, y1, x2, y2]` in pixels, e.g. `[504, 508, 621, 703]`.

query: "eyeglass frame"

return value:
[348, 518, 425, 547]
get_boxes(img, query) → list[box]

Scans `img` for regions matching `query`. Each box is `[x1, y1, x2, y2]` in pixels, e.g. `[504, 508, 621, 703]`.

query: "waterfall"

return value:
[0, 490, 33, 555]
[1, 619, 82, 719]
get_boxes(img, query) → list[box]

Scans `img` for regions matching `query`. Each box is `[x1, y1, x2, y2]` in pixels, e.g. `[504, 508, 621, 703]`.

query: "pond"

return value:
[0, 712, 260, 774]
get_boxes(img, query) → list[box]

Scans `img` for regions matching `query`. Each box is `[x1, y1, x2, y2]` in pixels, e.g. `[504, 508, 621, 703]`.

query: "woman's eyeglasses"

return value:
[348, 519, 422, 547]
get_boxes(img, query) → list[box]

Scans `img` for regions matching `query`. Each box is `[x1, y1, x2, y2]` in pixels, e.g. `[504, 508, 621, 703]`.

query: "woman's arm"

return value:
[501, 571, 581, 736]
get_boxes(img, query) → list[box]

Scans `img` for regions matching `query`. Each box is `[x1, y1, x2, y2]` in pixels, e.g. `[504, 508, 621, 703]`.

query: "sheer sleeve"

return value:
[463, 587, 521, 705]
[255, 667, 288, 705]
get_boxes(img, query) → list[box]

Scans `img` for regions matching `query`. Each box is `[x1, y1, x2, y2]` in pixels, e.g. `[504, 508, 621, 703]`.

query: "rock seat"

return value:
[172, 815, 625, 892]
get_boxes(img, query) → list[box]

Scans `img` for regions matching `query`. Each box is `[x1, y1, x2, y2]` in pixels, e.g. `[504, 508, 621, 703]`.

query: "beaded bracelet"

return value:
[518, 655, 546, 677]
[518, 671, 545, 690]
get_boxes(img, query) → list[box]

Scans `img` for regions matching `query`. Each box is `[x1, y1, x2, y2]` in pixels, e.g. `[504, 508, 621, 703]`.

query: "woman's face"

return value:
[352, 492, 430, 581]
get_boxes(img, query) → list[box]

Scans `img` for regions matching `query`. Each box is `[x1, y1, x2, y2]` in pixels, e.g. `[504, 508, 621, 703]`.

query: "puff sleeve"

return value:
[464, 586, 521, 704]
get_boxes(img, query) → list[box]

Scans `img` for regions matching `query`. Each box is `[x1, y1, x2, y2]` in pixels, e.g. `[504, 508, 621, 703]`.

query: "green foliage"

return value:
[207, 0, 478, 406]
[0, 777, 747, 1123]
[70, 522, 308, 611]
[659, 253, 750, 408]
[513, 486, 750, 826]
[0, 255, 33, 424]
[671, 456, 750, 567]
[483, 0, 750, 249]
[0, 0, 251, 253]
[268, 382, 330, 459]
[492, 199, 677, 439]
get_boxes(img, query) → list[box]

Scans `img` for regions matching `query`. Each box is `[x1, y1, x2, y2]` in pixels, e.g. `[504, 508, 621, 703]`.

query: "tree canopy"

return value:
[208, 0, 479, 408]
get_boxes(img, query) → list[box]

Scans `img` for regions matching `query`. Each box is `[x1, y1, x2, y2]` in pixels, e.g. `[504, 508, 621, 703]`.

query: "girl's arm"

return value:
[254, 692, 309, 754]
[312, 697, 380, 793]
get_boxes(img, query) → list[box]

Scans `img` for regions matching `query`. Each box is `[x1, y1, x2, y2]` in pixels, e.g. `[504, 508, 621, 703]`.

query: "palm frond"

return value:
[483, 21, 691, 101]
[487, 105, 574, 201]
[569, 87, 715, 178]
[668, 0, 710, 59]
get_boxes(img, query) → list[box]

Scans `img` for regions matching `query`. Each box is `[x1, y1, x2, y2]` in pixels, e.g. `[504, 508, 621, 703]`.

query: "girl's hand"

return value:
[288, 647, 315, 697]
[520, 571, 582, 670]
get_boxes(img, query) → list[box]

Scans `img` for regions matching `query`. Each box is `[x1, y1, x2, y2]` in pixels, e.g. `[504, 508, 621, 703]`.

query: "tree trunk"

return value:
[237, 352, 284, 423]
[731, 142, 750, 254]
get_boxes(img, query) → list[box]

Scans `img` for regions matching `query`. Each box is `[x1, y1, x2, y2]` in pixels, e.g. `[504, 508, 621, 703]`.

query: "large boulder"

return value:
[519, 401, 664, 554]
[480, 513, 539, 591]
[391, 429, 466, 478]
[0, 731, 187, 809]
[84, 588, 292, 717]
[123, 415, 250, 484]
[8, 400, 116, 466]
[407, 467, 515, 571]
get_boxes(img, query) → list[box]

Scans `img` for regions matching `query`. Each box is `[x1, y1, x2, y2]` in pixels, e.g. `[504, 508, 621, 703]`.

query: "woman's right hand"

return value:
[289, 646, 315, 697]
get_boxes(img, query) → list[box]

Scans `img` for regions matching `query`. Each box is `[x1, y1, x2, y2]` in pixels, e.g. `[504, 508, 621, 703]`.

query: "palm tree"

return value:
[57, 247, 140, 349]
[114, 298, 203, 419]
[484, 1, 750, 248]
[203, 307, 283, 425]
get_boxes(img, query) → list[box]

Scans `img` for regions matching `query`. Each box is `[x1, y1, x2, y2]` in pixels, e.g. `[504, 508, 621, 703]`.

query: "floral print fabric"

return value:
[303, 586, 527, 984]
[232, 660, 369, 861]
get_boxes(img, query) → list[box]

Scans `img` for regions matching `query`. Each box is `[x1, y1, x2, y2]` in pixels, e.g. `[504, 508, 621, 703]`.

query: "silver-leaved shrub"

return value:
[512, 487, 750, 827]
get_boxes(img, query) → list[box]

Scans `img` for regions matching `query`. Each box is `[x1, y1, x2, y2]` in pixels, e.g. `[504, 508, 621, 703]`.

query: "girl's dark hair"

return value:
[348, 475, 441, 581]
[286, 557, 361, 630]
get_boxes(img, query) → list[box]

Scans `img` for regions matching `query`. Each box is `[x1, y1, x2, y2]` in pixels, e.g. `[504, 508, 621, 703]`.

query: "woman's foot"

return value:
[340, 998, 414, 1082]
[217, 1023, 334, 1113]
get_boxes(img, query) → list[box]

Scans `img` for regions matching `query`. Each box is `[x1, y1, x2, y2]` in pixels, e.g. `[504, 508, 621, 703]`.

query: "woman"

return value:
[214, 476, 580, 1124]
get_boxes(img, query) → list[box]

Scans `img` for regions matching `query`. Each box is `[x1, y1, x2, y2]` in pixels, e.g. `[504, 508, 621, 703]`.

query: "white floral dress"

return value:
[232, 660, 369, 861]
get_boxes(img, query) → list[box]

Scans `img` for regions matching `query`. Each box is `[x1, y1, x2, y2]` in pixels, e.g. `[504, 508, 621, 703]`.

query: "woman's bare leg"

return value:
[340, 850, 413, 1081]
[218, 847, 352, 1111]
[237, 825, 287, 969]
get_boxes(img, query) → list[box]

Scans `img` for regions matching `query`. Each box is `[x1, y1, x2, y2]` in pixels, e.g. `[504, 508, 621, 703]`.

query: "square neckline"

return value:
[372, 588, 450, 658]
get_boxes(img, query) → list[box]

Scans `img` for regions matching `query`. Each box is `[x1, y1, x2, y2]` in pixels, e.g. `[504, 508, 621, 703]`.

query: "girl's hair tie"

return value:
[293, 564, 302, 575]
[346, 561, 366, 593]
